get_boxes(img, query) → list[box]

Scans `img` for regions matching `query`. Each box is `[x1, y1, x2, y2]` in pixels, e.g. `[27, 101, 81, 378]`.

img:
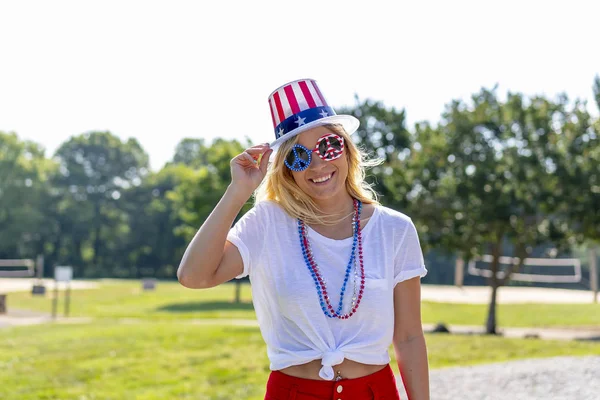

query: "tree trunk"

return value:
[590, 247, 598, 304]
[48, 233, 63, 276]
[92, 202, 102, 272]
[486, 282, 498, 334]
[485, 240, 502, 335]
[73, 238, 84, 277]
[234, 281, 242, 303]
[455, 256, 465, 287]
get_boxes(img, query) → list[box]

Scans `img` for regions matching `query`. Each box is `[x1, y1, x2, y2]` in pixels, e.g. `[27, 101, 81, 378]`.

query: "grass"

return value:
[2, 279, 600, 399]
[7, 280, 600, 328]
[1, 321, 599, 400]
[8, 280, 257, 320]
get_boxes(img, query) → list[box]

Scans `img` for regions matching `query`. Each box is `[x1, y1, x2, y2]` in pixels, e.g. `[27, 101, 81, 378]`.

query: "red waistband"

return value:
[266, 363, 400, 399]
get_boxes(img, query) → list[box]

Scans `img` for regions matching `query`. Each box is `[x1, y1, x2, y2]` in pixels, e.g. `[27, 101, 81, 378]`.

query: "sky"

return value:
[1, 0, 599, 171]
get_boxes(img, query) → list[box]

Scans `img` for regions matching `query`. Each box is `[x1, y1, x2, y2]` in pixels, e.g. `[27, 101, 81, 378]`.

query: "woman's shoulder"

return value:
[251, 199, 290, 220]
[372, 205, 421, 248]
[373, 204, 414, 226]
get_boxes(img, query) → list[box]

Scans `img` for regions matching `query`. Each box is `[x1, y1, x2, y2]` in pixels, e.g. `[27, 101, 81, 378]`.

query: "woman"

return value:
[177, 79, 430, 399]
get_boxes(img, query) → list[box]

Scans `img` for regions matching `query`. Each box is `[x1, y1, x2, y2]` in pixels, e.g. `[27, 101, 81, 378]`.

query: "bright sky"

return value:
[1, 0, 598, 171]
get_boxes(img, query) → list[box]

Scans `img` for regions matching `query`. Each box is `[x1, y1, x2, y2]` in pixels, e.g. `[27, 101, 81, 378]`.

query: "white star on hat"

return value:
[295, 116, 306, 126]
[277, 127, 284, 137]
[319, 110, 329, 118]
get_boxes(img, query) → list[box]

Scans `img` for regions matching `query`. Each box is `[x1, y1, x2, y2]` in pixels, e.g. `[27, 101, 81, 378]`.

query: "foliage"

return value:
[0, 82, 598, 304]
[0, 132, 57, 259]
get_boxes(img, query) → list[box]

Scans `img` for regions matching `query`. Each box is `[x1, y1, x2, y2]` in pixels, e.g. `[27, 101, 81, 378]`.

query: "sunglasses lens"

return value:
[285, 145, 311, 170]
[318, 139, 329, 156]
[329, 136, 342, 151]
[317, 135, 344, 160]
[285, 149, 297, 166]
[297, 147, 310, 163]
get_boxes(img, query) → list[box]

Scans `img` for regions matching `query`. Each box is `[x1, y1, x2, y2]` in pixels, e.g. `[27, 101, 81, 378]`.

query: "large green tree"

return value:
[53, 131, 149, 276]
[169, 137, 249, 301]
[0, 132, 56, 260]
[406, 87, 592, 333]
[339, 97, 412, 208]
[118, 164, 191, 278]
[562, 76, 600, 297]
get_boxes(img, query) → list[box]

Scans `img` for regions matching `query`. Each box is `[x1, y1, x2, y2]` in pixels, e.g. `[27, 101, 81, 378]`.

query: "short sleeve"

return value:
[394, 218, 428, 286]
[226, 202, 268, 279]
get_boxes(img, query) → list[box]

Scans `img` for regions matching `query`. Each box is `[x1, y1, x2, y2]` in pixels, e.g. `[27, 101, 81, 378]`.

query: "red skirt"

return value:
[265, 364, 401, 400]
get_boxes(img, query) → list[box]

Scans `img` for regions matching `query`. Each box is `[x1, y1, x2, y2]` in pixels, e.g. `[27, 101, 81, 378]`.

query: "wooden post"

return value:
[52, 281, 59, 319]
[0, 294, 6, 314]
[455, 257, 465, 288]
[590, 247, 598, 304]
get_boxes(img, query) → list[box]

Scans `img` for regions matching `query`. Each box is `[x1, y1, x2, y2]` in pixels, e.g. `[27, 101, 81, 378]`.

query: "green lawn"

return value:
[7, 280, 600, 328]
[1, 321, 599, 400]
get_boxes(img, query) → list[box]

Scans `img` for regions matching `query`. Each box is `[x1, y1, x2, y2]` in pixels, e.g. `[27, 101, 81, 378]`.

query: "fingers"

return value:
[241, 152, 257, 165]
[232, 143, 271, 170]
[259, 148, 273, 175]
[245, 143, 270, 158]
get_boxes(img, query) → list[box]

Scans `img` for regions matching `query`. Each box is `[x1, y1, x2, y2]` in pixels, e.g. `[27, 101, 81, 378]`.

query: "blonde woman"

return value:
[177, 79, 430, 400]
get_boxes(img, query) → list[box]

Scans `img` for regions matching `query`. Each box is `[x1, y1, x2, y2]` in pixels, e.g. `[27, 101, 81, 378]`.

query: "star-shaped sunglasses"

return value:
[284, 133, 345, 172]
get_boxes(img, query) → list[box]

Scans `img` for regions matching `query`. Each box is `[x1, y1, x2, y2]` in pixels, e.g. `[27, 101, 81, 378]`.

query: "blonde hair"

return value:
[255, 124, 382, 226]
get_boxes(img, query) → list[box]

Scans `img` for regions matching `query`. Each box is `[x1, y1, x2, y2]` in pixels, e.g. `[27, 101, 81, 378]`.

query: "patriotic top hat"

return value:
[268, 78, 360, 151]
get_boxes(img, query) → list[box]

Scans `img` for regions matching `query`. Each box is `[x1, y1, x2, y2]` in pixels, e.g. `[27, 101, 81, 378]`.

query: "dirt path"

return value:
[0, 278, 98, 293]
[421, 285, 596, 304]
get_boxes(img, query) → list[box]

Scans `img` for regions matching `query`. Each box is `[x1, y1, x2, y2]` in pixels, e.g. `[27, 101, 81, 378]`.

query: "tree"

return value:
[118, 164, 192, 278]
[53, 131, 149, 276]
[339, 97, 412, 209]
[559, 77, 600, 297]
[171, 138, 209, 167]
[340, 99, 455, 284]
[169, 137, 249, 302]
[405, 87, 591, 333]
[0, 131, 56, 260]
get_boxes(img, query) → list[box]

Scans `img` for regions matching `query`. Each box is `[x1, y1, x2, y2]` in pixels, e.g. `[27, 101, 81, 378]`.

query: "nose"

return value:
[308, 152, 328, 171]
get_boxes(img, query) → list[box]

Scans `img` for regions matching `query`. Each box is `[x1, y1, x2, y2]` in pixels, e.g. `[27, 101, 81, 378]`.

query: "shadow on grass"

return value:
[156, 301, 255, 313]
[576, 336, 600, 342]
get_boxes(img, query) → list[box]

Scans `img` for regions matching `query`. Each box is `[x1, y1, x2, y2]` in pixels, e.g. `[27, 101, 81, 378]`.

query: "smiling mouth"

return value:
[309, 172, 334, 184]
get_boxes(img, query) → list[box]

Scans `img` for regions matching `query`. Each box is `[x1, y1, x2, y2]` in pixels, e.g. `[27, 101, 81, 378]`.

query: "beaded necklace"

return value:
[297, 198, 365, 319]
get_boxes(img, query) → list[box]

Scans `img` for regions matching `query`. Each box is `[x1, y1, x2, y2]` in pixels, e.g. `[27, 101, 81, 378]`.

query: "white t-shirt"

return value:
[226, 200, 427, 380]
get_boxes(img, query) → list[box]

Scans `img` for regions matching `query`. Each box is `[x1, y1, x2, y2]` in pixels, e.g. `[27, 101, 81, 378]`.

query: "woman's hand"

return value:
[229, 143, 273, 199]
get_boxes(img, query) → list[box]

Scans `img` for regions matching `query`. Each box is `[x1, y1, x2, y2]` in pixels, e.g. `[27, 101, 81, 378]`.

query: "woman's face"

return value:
[289, 126, 349, 202]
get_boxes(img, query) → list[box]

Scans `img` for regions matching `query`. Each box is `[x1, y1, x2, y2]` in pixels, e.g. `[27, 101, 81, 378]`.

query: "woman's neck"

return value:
[312, 192, 355, 226]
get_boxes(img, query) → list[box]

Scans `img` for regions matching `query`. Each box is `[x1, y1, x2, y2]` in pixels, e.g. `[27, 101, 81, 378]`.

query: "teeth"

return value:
[312, 174, 332, 183]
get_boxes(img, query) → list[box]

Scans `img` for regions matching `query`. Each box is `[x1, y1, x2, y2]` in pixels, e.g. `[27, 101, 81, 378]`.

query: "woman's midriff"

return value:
[278, 359, 387, 381]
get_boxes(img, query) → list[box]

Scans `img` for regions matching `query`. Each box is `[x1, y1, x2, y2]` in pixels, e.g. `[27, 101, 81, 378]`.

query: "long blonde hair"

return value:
[255, 124, 382, 226]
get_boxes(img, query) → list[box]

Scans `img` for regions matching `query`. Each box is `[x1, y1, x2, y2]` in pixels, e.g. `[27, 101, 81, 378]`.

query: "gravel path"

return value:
[396, 356, 600, 400]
